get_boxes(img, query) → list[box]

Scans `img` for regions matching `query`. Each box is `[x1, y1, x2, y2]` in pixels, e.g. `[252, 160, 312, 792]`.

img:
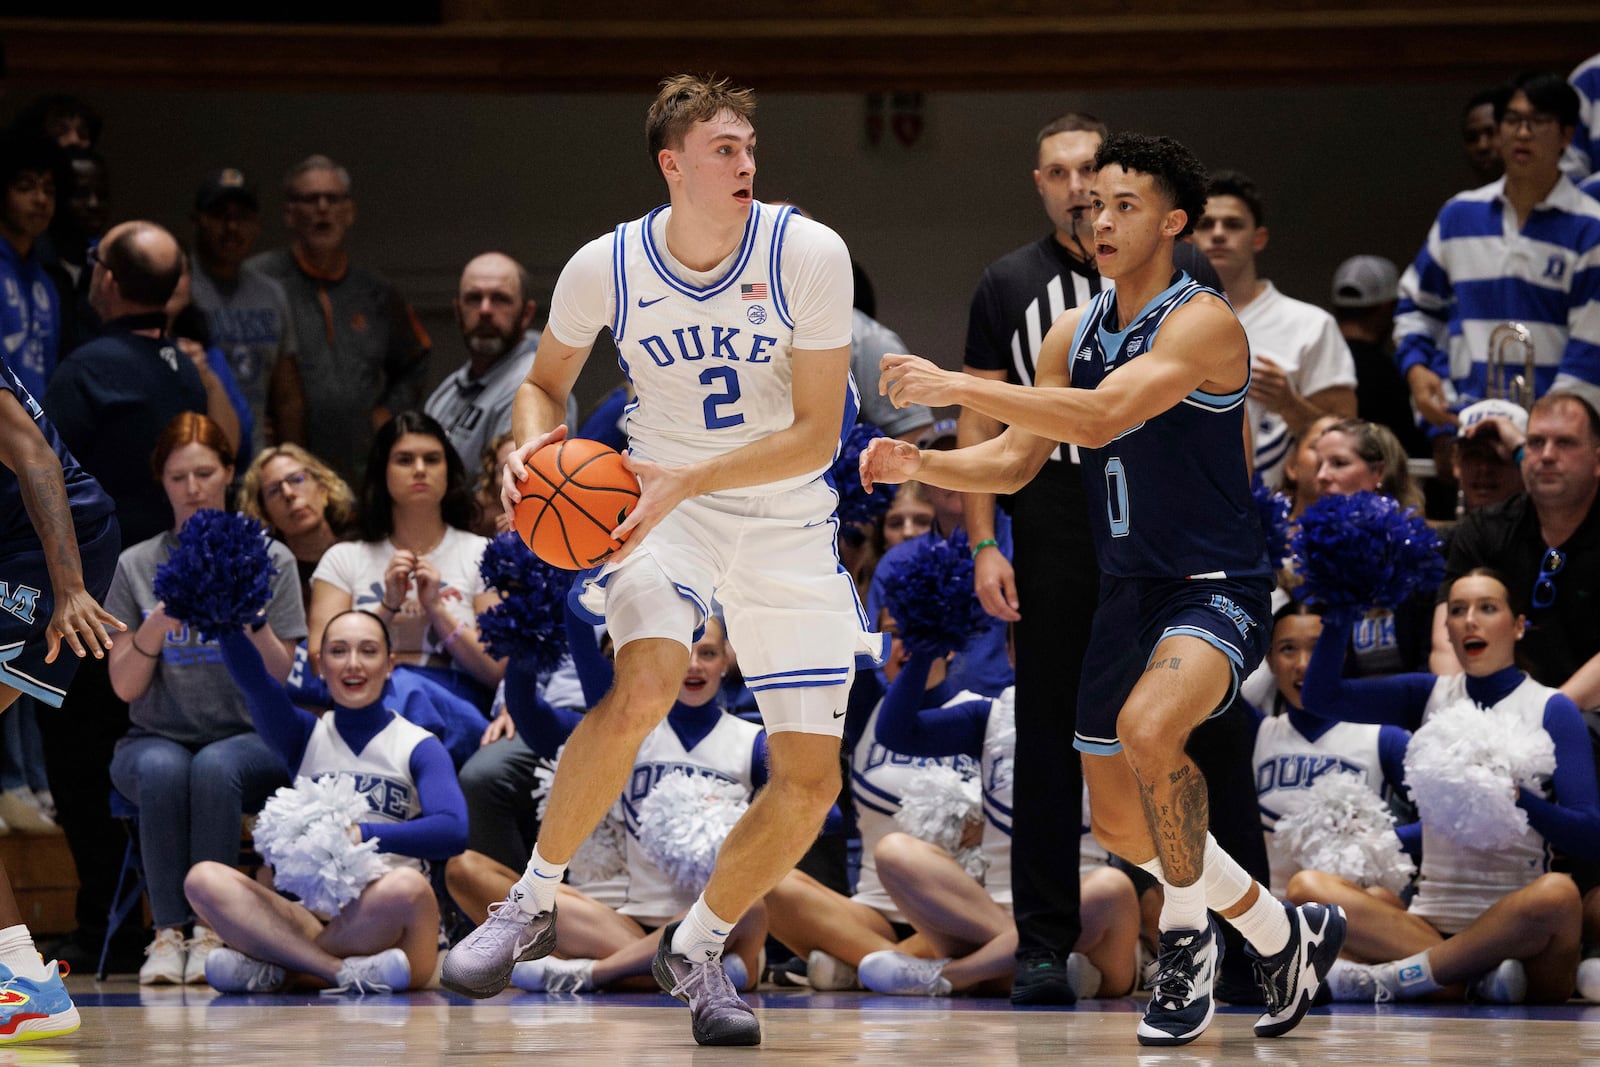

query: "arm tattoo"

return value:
[21, 465, 85, 588]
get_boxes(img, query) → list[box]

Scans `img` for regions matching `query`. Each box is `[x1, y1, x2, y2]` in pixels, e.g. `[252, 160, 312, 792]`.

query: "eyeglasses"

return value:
[287, 191, 349, 207]
[263, 468, 314, 502]
[1499, 110, 1559, 134]
[88, 241, 111, 273]
[1532, 547, 1565, 609]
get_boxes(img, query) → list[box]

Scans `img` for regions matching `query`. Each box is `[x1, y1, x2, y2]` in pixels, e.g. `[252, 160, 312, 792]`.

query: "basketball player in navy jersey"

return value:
[443, 75, 879, 1047]
[0, 352, 124, 1043]
[861, 132, 1346, 1046]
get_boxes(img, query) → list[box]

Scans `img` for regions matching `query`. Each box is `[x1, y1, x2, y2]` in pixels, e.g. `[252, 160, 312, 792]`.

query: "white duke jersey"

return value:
[298, 711, 432, 873]
[619, 711, 763, 924]
[1252, 714, 1385, 897]
[546, 202, 855, 497]
[1408, 673, 1558, 934]
[851, 701, 980, 922]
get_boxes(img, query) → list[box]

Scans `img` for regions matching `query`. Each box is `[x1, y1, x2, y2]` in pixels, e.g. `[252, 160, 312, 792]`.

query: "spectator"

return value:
[1197, 169, 1358, 488]
[42, 148, 109, 352]
[10, 95, 100, 151]
[237, 443, 357, 606]
[188, 168, 306, 454]
[425, 253, 540, 473]
[1296, 569, 1598, 1004]
[1562, 51, 1600, 180]
[1397, 72, 1600, 435]
[307, 411, 502, 714]
[1462, 86, 1508, 184]
[103, 412, 305, 984]
[190, 608, 467, 994]
[249, 155, 430, 486]
[38, 219, 214, 973]
[1329, 255, 1429, 459]
[1431, 392, 1600, 712]
[0, 130, 64, 400]
[1453, 399, 1531, 518]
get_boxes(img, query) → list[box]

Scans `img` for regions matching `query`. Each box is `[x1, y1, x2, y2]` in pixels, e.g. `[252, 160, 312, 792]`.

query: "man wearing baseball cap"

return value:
[1330, 255, 1430, 460]
[1452, 398, 1531, 515]
[189, 168, 305, 451]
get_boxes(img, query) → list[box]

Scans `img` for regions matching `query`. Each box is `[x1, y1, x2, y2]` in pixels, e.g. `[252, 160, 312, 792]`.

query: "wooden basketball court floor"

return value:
[21, 981, 1600, 1066]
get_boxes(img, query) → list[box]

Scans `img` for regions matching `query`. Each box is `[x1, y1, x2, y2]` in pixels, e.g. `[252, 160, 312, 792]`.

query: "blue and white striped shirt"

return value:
[1393, 175, 1600, 410]
[1562, 52, 1600, 181]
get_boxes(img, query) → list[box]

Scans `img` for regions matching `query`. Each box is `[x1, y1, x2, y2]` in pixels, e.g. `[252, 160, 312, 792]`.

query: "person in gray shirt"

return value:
[188, 168, 306, 454]
[425, 252, 540, 471]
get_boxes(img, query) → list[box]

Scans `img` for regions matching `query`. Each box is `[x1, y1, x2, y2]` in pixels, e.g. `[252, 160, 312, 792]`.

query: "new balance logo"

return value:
[0, 581, 40, 625]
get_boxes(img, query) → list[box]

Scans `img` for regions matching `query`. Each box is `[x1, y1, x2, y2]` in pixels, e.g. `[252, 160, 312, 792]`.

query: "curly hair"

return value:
[237, 442, 358, 537]
[1093, 132, 1208, 238]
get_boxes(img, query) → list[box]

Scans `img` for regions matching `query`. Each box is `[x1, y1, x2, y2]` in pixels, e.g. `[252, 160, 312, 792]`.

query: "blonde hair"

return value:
[1319, 418, 1424, 512]
[238, 443, 357, 536]
[646, 74, 756, 163]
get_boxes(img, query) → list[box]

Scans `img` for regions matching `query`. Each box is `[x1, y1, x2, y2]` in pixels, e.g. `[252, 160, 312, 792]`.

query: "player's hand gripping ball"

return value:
[514, 439, 641, 570]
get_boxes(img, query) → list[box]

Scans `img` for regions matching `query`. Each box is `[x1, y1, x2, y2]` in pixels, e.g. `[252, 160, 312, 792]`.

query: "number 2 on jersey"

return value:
[1105, 456, 1130, 537]
[700, 366, 745, 430]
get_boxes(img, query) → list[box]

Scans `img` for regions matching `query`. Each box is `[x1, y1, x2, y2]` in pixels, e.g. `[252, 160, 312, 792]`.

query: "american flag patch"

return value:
[741, 283, 768, 300]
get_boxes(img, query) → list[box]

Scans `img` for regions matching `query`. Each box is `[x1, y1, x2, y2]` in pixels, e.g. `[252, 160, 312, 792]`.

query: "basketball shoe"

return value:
[805, 950, 858, 991]
[651, 921, 761, 1047]
[1248, 902, 1347, 1037]
[0, 961, 80, 1044]
[511, 957, 595, 993]
[441, 892, 557, 999]
[324, 948, 411, 995]
[1137, 918, 1222, 1047]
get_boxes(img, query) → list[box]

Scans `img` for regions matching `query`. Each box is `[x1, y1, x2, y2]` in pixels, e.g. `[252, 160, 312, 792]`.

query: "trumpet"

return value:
[1486, 322, 1536, 411]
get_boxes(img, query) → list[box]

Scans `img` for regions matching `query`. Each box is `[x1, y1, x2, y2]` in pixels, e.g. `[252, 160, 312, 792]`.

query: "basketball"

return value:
[513, 438, 641, 570]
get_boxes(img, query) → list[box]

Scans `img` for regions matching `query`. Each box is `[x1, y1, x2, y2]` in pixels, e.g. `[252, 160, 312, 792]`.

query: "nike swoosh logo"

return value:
[637, 295, 669, 308]
[532, 870, 559, 879]
[832, 710, 846, 719]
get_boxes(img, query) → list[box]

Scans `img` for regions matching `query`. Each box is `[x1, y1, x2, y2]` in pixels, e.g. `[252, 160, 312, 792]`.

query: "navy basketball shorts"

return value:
[0, 515, 120, 708]
[1073, 573, 1270, 755]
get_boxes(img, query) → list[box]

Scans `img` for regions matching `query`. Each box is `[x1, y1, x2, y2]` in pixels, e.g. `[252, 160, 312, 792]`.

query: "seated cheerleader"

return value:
[185, 609, 469, 993]
[486, 610, 768, 993]
[1249, 601, 1415, 899]
[760, 605, 979, 991]
[1290, 569, 1600, 1003]
[851, 629, 1140, 1000]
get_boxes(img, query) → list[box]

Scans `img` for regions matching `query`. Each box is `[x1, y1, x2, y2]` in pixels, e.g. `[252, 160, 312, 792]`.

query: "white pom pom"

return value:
[1404, 697, 1557, 851]
[894, 764, 982, 854]
[530, 748, 560, 822]
[252, 775, 390, 916]
[1272, 771, 1416, 894]
[635, 771, 750, 894]
[984, 689, 1017, 797]
[568, 813, 627, 888]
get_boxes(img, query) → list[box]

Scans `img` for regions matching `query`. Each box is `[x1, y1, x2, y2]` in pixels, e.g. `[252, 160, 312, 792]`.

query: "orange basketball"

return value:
[513, 438, 641, 570]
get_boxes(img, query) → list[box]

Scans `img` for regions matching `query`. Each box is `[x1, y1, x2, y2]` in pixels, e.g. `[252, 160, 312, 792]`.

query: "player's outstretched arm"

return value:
[886, 298, 1245, 449]
[0, 390, 125, 662]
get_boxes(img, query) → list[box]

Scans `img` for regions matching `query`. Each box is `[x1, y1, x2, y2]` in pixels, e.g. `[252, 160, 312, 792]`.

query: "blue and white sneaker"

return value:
[0, 961, 80, 1045]
[1136, 919, 1222, 1047]
[1248, 901, 1347, 1037]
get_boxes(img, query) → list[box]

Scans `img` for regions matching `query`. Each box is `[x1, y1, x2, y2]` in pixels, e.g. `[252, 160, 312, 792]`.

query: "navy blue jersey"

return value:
[1067, 274, 1269, 581]
[0, 352, 115, 545]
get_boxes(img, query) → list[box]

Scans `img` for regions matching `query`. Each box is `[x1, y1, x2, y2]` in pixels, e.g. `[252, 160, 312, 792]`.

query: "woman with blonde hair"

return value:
[238, 443, 357, 604]
[1311, 418, 1425, 514]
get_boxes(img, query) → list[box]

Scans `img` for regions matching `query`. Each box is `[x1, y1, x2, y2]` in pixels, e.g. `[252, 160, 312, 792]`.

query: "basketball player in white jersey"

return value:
[442, 74, 880, 1047]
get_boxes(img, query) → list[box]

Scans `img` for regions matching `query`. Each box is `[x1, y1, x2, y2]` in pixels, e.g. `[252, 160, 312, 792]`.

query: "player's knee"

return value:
[1115, 715, 1186, 767]
[765, 759, 840, 812]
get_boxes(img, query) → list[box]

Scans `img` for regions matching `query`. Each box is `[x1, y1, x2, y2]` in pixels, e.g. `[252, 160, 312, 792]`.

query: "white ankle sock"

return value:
[0, 924, 50, 982]
[513, 844, 566, 914]
[1375, 951, 1439, 999]
[1228, 888, 1291, 957]
[671, 897, 735, 963]
[1159, 879, 1208, 933]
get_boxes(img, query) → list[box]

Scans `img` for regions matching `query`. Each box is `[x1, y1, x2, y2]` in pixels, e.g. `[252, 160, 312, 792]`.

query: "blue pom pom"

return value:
[1253, 476, 1291, 565]
[476, 532, 570, 675]
[1290, 491, 1444, 624]
[153, 509, 277, 642]
[831, 422, 896, 527]
[880, 530, 990, 656]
